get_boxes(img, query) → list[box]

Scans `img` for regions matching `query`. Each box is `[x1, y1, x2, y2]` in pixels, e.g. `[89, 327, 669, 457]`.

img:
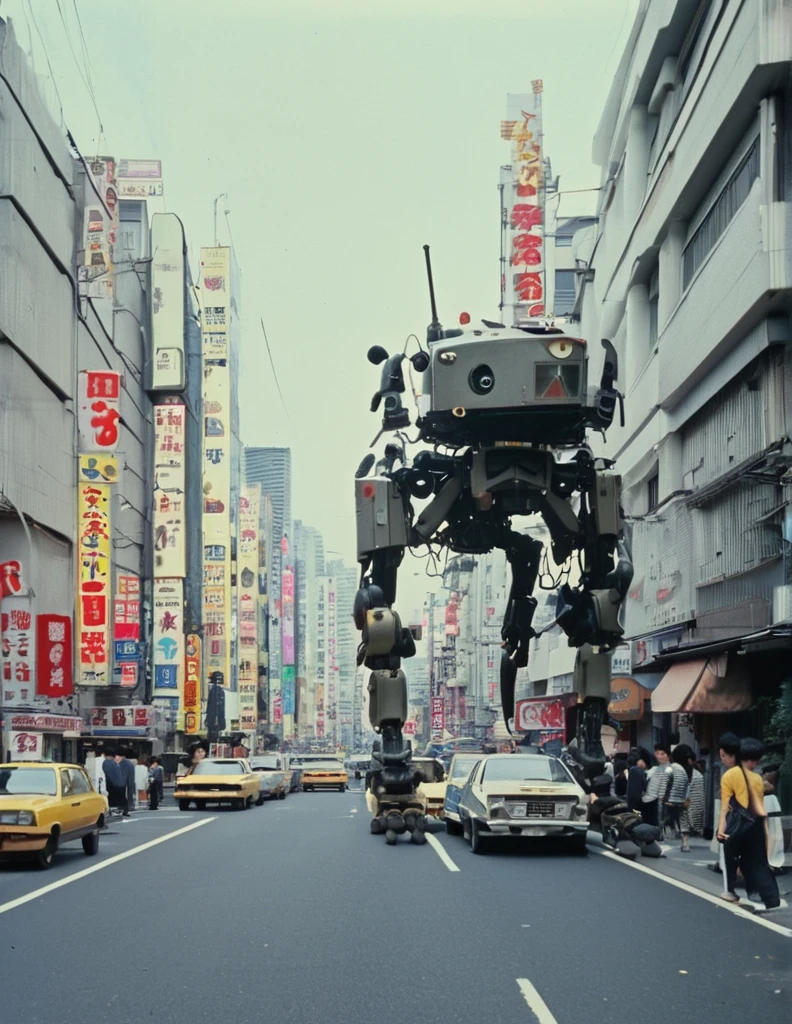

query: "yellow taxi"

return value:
[174, 758, 260, 810]
[301, 758, 348, 792]
[0, 762, 109, 870]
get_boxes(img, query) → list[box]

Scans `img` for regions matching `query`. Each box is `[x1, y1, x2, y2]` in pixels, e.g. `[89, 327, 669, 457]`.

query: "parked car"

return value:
[443, 753, 483, 835]
[455, 753, 588, 854]
[0, 762, 108, 870]
[249, 756, 290, 802]
[174, 758, 260, 811]
[410, 757, 447, 819]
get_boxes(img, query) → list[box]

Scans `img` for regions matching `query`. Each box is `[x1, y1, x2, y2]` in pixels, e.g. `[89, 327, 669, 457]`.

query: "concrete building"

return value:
[573, 0, 792, 763]
[327, 559, 357, 749]
[294, 521, 325, 741]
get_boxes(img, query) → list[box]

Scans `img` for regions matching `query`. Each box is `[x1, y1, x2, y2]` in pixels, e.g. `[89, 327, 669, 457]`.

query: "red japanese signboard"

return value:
[515, 698, 564, 733]
[430, 696, 445, 740]
[114, 575, 141, 641]
[36, 614, 73, 698]
[78, 370, 122, 451]
[1, 560, 22, 597]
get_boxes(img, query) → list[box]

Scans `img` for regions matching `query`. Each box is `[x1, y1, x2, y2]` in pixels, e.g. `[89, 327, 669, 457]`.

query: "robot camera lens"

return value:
[469, 363, 495, 395]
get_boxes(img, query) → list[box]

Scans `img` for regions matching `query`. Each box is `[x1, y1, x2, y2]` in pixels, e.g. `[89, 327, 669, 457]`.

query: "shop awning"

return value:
[608, 677, 649, 721]
[651, 654, 752, 714]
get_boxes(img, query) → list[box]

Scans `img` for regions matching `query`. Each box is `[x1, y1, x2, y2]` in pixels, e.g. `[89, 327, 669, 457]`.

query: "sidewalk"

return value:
[589, 832, 792, 930]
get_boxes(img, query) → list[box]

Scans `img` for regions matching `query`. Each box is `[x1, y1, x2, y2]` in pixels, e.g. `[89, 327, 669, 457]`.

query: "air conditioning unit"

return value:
[773, 585, 792, 624]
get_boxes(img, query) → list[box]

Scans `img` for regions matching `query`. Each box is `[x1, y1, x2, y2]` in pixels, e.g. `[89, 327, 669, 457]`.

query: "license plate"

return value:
[507, 803, 527, 817]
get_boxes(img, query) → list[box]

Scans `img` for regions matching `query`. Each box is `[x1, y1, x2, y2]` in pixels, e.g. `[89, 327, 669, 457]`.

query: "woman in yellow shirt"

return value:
[717, 738, 780, 912]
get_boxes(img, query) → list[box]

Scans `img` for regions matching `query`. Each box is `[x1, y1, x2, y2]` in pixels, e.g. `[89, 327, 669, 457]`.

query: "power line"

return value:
[259, 318, 296, 434]
[55, 0, 105, 142]
[24, 0, 64, 122]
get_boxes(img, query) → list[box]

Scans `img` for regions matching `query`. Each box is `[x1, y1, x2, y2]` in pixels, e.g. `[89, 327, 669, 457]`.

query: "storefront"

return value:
[608, 676, 656, 752]
[4, 712, 83, 763]
[79, 705, 157, 764]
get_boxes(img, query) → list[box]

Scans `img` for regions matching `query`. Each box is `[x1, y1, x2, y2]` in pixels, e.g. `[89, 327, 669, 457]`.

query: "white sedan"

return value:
[456, 753, 589, 854]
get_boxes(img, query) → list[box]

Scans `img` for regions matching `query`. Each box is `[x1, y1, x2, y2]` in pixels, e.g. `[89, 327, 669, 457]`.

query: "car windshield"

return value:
[0, 767, 58, 796]
[449, 757, 480, 782]
[192, 761, 246, 776]
[480, 758, 571, 784]
[305, 761, 343, 771]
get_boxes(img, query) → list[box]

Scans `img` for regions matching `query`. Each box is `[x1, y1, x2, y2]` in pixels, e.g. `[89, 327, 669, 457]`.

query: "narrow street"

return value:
[2, 792, 789, 1024]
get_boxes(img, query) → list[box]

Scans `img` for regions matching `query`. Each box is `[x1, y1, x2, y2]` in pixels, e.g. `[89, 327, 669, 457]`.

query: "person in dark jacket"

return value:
[613, 754, 629, 798]
[588, 775, 662, 858]
[102, 749, 127, 814]
[626, 747, 653, 814]
[147, 756, 164, 810]
[116, 750, 135, 816]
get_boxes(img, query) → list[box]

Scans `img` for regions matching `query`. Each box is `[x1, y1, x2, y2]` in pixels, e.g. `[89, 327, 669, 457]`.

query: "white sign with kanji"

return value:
[9, 731, 43, 759]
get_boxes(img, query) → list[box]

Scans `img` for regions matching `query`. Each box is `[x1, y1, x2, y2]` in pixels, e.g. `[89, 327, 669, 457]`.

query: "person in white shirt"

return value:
[134, 759, 149, 809]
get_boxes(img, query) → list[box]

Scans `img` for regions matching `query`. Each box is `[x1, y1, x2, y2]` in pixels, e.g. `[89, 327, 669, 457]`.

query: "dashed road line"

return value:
[426, 833, 461, 872]
[517, 978, 558, 1023]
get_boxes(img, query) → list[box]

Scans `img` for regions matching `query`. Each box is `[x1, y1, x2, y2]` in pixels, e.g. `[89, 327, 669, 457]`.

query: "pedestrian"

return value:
[134, 758, 149, 809]
[147, 756, 164, 810]
[102, 748, 127, 815]
[718, 738, 780, 912]
[662, 745, 690, 842]
[712, 732, 741, 896]
[116, 749, 135, 817]
[626, 747, 652, 814]
[641, 742, 675, 829]
[671, 743, 704, 852]
[761, 766, 785, 872]
[613, 754, 629, 798]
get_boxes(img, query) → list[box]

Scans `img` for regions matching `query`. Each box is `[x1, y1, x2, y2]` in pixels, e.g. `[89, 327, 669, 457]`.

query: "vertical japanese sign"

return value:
[154, 403, 187, 578]
[282, 567, 295, 665]
[150, 213, 186, 390]
[114, 576, 141, 641]
[326, 576, 337, 744]
[430, 696, 445, 740]
[36, 615, 73, 699]
[184, 635, 202, 735]
[201, 247, 232, 690]
[78, 155, 118, 299]
[501, 84, 544, 324]
[152, 579, 184, 698]
[2, 606, 34, 707]
[78, 371, 122, 452]
[238, 488, 259, 734]
[77, 484, 111, 685]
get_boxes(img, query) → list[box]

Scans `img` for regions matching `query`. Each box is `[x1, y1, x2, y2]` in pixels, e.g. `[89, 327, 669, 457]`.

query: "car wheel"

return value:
[462, 818, 471, 844]
[256, 795, 266, 806]
[232, 799, 245, 811]
[568, 832, 588, 855]
[195, 800, 206, 811]
[338, 784, 345, 792]
[35, 832, 59, 870]
[278, 791, 286, 800]
[304, 785, 312, 792]
[445, 818, 463, 836]
[82, 826, 100, 857]
[470, 819, 487, 855]
[245, 796, 254, 809]
[385, 829, 398, 845]
[178, 800, 190, 811]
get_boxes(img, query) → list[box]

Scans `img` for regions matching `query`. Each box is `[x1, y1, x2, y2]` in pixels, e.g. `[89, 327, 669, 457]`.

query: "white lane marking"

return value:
[350, 807, 358, 814]
[589, 848, 792, 939]
[517, 978, 558, 1024]
[426, 833, 460, 872]
[0, 817, 216, 917]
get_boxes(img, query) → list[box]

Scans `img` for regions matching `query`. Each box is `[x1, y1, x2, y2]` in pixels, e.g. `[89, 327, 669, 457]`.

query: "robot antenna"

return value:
[423, 244, 444, 343]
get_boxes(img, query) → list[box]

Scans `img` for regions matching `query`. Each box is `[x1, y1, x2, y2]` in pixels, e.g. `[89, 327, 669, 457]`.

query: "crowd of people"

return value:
[585, 734, 782, 914]
[94, 748, 164, 815]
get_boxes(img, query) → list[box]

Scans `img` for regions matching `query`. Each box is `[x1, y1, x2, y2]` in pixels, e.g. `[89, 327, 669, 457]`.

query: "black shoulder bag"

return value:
[723, 767, 758, 846]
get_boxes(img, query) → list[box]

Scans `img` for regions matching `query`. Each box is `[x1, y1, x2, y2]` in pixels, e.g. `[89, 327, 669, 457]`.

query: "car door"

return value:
[58, 768, 86, 835]
[72, 767, 105, 827]
[457, 760, 483, 825]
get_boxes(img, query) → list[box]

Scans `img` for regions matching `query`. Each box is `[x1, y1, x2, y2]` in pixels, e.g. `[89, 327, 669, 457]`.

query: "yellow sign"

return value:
[184, 634, 202, 734]
[79, 454, 118, 484]
[77, 483, 111, 685]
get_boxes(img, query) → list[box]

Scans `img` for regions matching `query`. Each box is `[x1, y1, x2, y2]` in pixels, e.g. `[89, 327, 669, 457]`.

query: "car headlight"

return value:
[554, 803, 570, 819]
[573, 801, 588, 819]
[0, 810, 36, 825]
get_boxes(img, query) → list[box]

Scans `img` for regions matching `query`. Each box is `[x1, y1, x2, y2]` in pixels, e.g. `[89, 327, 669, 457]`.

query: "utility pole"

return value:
[213, 193, 228, 247]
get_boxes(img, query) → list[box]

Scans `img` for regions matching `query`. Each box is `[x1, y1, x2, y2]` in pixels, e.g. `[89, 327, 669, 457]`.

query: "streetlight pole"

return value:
[213, 193, 228, 247]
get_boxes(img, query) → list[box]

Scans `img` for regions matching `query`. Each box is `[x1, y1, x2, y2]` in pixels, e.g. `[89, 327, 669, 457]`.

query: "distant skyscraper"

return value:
[244, 447, 292, 549]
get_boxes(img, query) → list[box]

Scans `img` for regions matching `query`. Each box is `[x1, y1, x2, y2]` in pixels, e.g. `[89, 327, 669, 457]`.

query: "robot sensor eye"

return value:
[548, 339, 574, 359]
[469, 364, 495, 395]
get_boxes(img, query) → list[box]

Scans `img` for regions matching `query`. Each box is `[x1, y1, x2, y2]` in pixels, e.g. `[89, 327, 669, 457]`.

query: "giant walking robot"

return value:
[354, 248, 633, 844]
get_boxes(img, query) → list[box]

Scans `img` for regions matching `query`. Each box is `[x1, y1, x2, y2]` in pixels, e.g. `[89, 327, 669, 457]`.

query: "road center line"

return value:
[517, 978, 558, 1024]
[0, 817, 216, 917]
[426, 833, 460, 872]
[589, 848, 792, 939]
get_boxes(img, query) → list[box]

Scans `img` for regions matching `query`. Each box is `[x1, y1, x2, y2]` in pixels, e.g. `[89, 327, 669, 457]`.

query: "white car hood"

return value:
[475, 780, 584, 800]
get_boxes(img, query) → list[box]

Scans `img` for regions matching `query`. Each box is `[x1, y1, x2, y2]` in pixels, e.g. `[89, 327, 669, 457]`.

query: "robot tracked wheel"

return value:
[353, 247, 633, 841]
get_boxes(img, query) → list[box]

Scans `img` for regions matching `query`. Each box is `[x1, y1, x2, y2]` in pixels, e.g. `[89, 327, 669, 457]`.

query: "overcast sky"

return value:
[4, 0, 638, 615]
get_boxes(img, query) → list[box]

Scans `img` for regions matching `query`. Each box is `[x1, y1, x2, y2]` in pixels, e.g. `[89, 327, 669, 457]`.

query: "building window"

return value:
[648, 270, 659, 345]
[683, 139, 760, 289]
[647, 473, 659, 513]
[555, 234, 573, 247]
[554, 270, 576, 316]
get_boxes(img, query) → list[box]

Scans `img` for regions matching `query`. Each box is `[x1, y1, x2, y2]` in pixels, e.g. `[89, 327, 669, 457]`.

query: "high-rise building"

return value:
[245, 448, 292, 549]
[327, 559, 357, 749]
[294, 521, 325, 742]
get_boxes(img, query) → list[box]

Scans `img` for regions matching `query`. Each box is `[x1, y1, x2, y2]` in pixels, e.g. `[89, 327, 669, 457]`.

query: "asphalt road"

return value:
[1, 790, 790, 1024]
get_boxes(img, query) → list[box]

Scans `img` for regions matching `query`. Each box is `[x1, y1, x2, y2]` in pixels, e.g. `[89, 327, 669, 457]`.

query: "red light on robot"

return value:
[362, 483, 376, 499]
[459, 312, 471, 325]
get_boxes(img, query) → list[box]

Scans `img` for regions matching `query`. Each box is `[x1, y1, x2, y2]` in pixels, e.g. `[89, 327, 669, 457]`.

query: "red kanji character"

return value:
[511, 204, 542, 231]
[10, 610, 31, 630]
[90, 401, 120, 447]
[81, 631, 107, 663]
[514, 273, 543, 302]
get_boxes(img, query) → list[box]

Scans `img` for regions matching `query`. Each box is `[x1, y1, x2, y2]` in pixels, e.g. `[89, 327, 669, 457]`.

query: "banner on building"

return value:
[501, 84, 545, 322]
[282, 566, 295, 665]
[430, 696, 445, 740]
[77, 484, 111, 685]
[201, 247, 232, 690]
[118, 158, 163, 198]
[150, 215, 185, 390]
[78, 373, 121, 452]
[152, 579, 184, 698]
[2, 606, 34, 707]
[282, 665, 295, 717]
[36, 614, 73, 699]
[8, 731, 43, 759]
[184, 635, 202, 734]
[515, 697, 564, 732]
[114, 575, 141, 642]
[0, 560, 22, 598]
[78, 155, 118, 299]
[90, 705, 153, 730]
[79, 454, 118, 484]
[154, 403, 186, 577]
